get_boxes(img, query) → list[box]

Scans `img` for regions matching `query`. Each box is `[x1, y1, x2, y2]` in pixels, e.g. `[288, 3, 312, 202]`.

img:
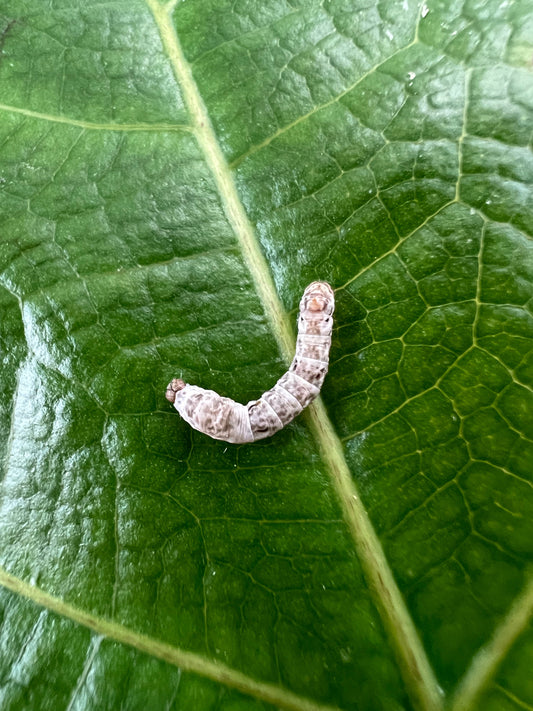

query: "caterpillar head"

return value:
[301, 281, 335, 315]
[166, 378, 187, 404]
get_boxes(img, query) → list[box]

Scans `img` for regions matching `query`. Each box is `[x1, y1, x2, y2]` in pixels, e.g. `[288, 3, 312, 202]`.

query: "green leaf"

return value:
[0, 1, 532, 710]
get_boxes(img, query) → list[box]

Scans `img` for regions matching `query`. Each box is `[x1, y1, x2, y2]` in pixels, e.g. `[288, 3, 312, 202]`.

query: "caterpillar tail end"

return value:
[166, 378, 187, 404]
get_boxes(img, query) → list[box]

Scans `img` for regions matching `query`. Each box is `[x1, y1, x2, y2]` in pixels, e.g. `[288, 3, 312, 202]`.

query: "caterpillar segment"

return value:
[165, 281, 334, 444]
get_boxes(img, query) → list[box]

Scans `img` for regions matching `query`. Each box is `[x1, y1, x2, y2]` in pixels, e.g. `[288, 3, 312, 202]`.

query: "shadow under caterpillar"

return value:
[166, 281, 334, 444]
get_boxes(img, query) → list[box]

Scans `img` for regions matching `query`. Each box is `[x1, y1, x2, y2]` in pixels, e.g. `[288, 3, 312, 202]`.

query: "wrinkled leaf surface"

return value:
[0, 1, 532, 710]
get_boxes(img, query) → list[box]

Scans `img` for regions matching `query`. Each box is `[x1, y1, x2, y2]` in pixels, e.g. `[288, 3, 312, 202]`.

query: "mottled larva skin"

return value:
[166, 281, 334, 443]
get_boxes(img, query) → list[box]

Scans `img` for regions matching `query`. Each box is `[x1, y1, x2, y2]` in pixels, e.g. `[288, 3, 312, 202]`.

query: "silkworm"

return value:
[165, 281, 334, 443]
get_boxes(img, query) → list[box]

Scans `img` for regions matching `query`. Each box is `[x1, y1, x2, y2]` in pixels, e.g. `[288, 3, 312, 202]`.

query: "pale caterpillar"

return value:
[165, 281, 334, 444]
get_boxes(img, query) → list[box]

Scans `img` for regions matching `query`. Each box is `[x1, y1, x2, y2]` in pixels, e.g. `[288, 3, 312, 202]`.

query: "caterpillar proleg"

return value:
[166, 281, 334, 443]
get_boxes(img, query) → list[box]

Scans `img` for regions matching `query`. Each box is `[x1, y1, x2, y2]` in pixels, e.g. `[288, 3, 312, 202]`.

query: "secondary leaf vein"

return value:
[0, 102, 191, 131]
[451, 575, 533, 711]
[0, 567, 339, 711]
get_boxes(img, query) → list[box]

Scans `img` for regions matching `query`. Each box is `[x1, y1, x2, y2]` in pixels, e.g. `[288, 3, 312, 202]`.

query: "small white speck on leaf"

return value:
[340, 648, 352, 663]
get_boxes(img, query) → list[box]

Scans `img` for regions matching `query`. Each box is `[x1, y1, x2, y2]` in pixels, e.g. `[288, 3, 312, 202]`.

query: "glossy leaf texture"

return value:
[0, 1, 532, 710]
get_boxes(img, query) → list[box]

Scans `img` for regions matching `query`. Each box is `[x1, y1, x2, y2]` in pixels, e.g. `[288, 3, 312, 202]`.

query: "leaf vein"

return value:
[451, 575, 533, 711]
[0, 102, 192, 131]
[144, 2, 445, 709]
[0, 568, 340, 711]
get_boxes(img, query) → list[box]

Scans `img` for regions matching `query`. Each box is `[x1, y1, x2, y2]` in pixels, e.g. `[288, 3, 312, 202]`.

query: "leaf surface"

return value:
[0, 1, 532, 710]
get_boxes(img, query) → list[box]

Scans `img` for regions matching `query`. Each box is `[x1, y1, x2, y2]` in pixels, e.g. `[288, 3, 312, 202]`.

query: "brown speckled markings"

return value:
[166, 282, 335, 444]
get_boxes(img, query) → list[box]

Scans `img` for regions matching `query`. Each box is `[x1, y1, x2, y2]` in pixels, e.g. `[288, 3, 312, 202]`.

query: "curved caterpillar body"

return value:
[166, 281, 334, 444]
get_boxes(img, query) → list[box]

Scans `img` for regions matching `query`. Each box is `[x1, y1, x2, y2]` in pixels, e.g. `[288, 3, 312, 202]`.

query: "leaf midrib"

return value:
[144, 2, 442, 710]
